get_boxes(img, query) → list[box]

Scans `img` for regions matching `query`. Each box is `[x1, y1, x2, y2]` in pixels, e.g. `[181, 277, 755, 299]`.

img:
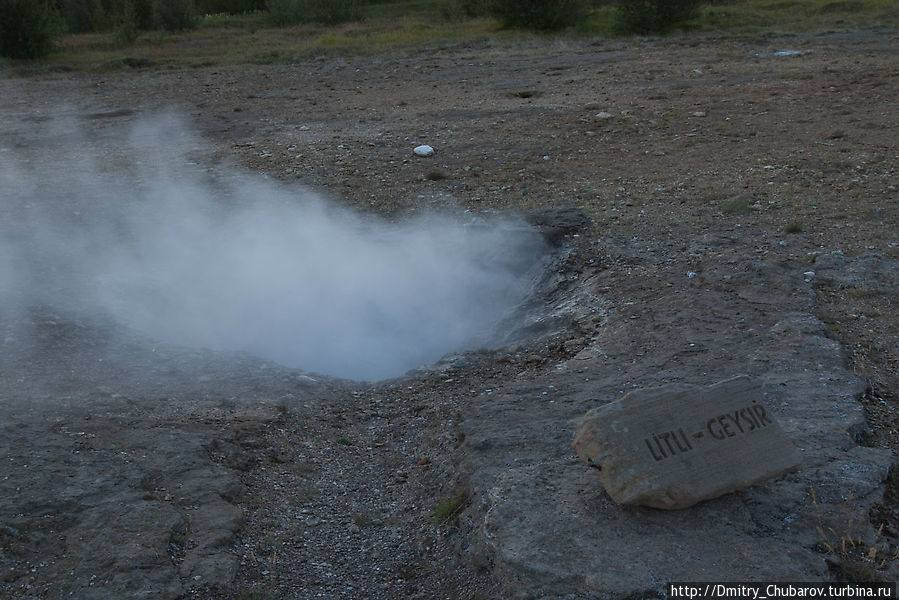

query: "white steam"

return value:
[1, 115, 545, 381]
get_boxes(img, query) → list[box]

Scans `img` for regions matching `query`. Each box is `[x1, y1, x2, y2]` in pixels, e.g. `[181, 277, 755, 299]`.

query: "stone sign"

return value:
[572, 376, 801, 509]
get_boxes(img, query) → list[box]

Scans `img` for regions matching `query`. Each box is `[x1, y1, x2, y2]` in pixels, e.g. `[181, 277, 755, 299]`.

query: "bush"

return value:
[458, 0, 494, 17]
[195, 0, 266, 14]
[266, 0, 360, 25]
[61, 0, 107, 33]
[615, 0, 702, 33]
[0, 0, 61, 59]
[491, 0, 589, 30]
[153, 0, 197, 30]
[131, 0, 155, 29]
[266, 0, 301, 24]
[112, 0, 140, 45]
[57, 0, 153, 34]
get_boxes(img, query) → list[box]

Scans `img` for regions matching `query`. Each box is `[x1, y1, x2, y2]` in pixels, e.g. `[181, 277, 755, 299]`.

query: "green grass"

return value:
[431, 491, 469, 526]
[689, 0, 899, 33]
[200, 10, 270, 28]
[575, 5, 618, 35]
[358, 0, 460, 20]
[21, 13, 502, 72]
[10, 0, 897, 73]
[233, 586, 278, 600]
[721, 198, 752, 215]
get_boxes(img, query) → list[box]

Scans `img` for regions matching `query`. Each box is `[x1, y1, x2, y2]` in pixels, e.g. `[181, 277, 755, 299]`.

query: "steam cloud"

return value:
[0, 114, 546, 381]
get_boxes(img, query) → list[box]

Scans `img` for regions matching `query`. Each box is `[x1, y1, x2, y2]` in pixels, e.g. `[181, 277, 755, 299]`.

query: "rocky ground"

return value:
[1, 29, 897, 599]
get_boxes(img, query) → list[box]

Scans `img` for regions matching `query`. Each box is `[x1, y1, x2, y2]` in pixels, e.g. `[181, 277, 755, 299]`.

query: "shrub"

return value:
[491, 0, 589, 30]
[132, 0, 155, 29]
[153, 0, 197, 30]
[266, 0, 301, 24]
[456, 0, 494, 18]
[0, 0, 61, 59]
[266, 0, 360, 25]
[112, 0, 140, 45]
[615, 0, 703, 34]
[61, 0, 107, 33]
[196, 0, 266, 14]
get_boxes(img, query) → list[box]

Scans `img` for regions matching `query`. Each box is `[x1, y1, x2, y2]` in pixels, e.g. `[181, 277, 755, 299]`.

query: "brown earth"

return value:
[1, 29, 897, 599]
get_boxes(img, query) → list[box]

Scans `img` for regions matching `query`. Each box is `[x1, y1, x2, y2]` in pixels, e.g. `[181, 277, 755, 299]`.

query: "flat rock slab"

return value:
[457, 254, 895, 599]
[573, 376, 802, 509]
[813, 252, 899, 293]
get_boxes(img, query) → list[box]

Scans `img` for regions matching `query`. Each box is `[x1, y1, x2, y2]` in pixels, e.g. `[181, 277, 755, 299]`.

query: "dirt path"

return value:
[1, 30, 897, 599]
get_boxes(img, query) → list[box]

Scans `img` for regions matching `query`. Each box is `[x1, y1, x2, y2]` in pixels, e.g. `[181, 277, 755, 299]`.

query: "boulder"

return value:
[572, 376, 802, 509]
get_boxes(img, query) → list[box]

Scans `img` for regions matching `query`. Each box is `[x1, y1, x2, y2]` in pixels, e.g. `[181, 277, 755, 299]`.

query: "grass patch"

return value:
[574, 5, 618, 35]
[11, 0, 899, 73]
[689, 0, 899, 34]
[811, 487, 899, 582]
[13, 11, 500, 73]
[785, 222, 804, 233]
[616, 0, 703, 34]
[721, 198, 752, 215]
[233, 586, 278, 600]
[200, 10, 269, 28]
[359, 0, 461, 20]
[431, 490, 469, 526]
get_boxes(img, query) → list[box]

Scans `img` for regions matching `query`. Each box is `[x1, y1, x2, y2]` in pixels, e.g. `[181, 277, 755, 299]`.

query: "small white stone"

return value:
[413, 144, 434, 157]
[594, 111, 614, 120]
[687, 272, 697, 278]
